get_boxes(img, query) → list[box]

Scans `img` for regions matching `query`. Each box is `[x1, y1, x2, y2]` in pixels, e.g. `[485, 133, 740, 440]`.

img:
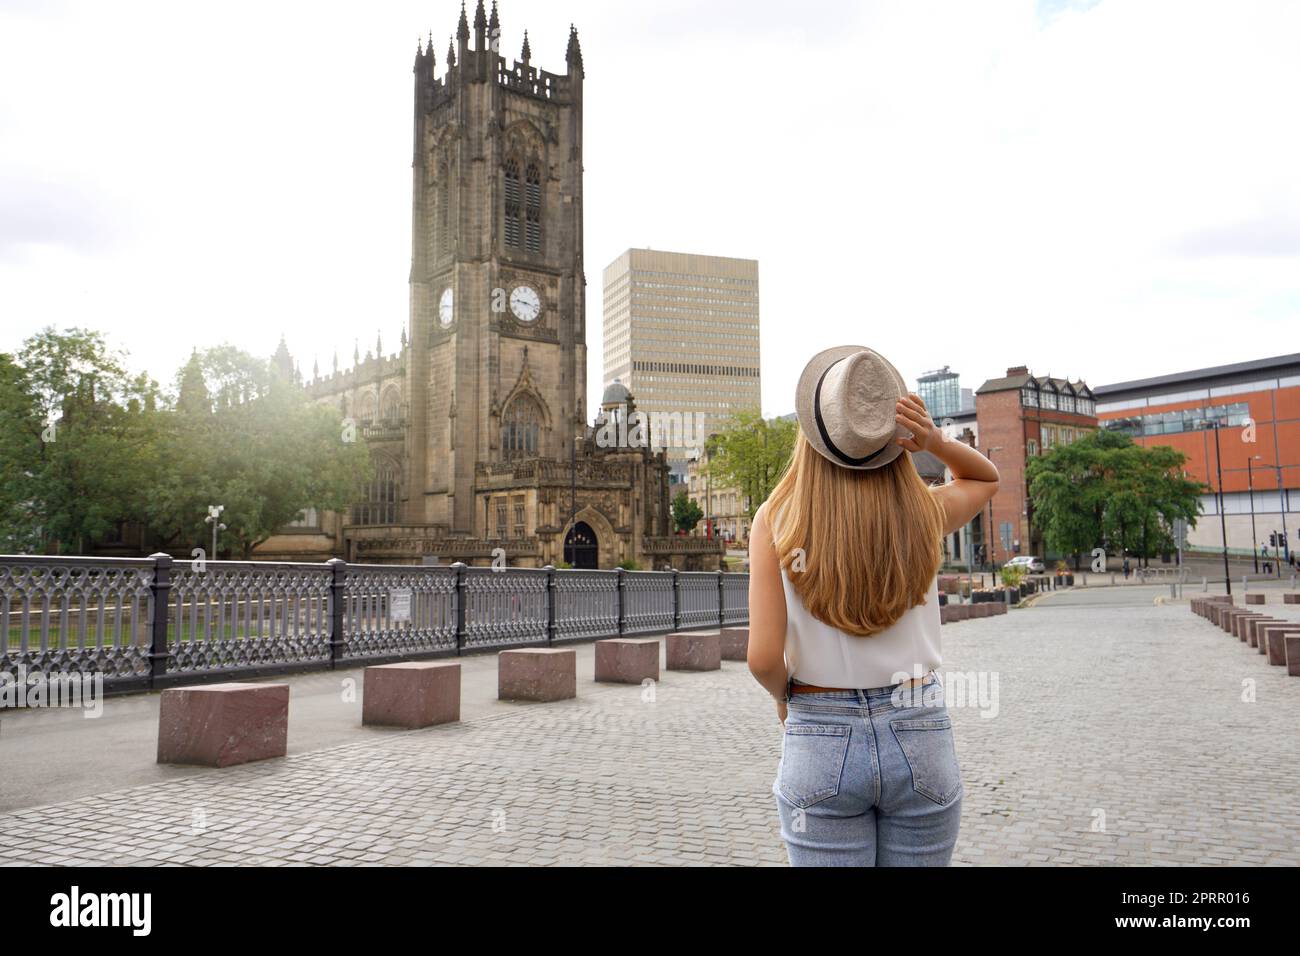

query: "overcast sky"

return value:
[2, 0, 1298, 418]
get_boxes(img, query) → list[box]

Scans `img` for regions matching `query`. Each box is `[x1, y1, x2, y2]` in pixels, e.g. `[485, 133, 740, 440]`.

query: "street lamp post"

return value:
[1248, 455, 1260, 573]
[1210, 423, 1231, 595]
[1247, 458, 1290, 579]
[205, 504, 226, 559]
[1278, 461, 1291, 573]
[985, 446, 1003, 576]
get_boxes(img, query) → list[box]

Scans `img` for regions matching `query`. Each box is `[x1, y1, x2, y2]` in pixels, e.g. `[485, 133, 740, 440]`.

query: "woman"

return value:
[747, 345, 999, 866]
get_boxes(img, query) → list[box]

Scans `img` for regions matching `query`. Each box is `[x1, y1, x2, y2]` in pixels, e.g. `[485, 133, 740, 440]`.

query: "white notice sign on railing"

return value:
[390, 588, 412, 623]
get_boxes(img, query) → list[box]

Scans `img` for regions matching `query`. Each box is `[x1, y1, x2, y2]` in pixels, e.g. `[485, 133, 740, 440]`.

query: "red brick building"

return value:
[974, 367, 1098, 565]
[1094, 353, 1300, 562]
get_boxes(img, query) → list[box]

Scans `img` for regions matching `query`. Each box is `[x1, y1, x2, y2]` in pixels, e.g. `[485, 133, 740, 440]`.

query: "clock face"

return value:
[509, 285, 541, 323]
[438, 287, 454, 327]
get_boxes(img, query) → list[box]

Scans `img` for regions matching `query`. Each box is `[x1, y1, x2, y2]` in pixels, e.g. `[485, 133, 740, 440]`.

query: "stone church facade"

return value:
[257, 3, 722, 571]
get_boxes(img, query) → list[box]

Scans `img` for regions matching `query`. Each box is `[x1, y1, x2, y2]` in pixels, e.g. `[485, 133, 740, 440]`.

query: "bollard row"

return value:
[156, 626, 753, 767]
[1189, 595, 1300, 678]
[940, 602, 1008, 624]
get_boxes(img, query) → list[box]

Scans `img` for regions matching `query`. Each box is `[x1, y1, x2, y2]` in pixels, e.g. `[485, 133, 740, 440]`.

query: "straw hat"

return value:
[794, 345, 910, 470]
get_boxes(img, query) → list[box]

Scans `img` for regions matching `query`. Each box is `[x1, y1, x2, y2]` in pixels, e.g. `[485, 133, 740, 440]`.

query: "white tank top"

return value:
[780, 568, 942, 689]
[766, 490, 942, 688]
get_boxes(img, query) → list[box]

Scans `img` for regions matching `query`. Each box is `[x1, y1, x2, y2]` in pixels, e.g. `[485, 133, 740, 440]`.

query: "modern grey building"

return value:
[602, 248, 761, 465]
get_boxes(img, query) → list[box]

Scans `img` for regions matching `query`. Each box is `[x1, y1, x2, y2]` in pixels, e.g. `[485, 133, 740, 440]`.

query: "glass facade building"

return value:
[917, 367, 962, 419]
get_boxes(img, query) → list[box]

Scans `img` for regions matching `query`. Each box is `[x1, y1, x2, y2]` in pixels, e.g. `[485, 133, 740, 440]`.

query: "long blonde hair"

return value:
[765, 431, 945, 637]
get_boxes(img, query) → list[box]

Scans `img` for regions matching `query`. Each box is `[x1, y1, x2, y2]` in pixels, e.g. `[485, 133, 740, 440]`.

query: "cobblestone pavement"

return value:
[1, 589, 1297, 866]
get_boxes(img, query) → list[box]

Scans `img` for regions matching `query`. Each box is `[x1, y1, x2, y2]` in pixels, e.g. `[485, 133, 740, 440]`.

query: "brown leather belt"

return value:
[790, 676, 931, 695]
[790, 683, 853, 695]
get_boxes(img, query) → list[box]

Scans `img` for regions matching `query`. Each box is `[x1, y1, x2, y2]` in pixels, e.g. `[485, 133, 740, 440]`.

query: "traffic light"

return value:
[1269, 532, 1278, 548]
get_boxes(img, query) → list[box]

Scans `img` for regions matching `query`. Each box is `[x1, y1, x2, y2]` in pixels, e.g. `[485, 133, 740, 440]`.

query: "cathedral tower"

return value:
[406, 2, 586, 533]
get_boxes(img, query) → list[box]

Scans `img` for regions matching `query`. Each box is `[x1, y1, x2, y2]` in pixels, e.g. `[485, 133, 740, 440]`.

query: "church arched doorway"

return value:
[564, 522, 598, 569]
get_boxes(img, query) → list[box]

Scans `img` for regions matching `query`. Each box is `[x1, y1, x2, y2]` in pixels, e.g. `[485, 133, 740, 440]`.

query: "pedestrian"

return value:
[1123, 556, 1131, 579]
[746, 346, 999, 866]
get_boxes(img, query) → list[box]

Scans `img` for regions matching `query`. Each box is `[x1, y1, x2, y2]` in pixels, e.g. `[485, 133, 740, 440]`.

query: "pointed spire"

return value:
[376, 329, 383, 356]
[474, 0, 487, 49]
[312, 356, 320, 380]
[177, 349, 210, 416]
[521, 29, 531, 62]
[332, 349, 339, 374]
[353, 339, 360, 366]
[272, 334, 294, 378]
[457, 1, 470, 42]
[489, 0, 500, 42]
[567, 24, 583, 76]
[447, 35, 456, 68]
[401, 326, 408, 349]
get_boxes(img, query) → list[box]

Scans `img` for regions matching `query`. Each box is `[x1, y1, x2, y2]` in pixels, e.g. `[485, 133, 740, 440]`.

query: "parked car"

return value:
[1005, 555, 1046, 574]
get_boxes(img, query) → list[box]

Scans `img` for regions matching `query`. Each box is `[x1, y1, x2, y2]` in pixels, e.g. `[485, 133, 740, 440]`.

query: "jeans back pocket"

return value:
[889, 715, 962, 807]
[777, 723, 851, 809]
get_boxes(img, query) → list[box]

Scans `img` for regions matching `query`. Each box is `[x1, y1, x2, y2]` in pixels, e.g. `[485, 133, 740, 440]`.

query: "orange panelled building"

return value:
[1094, 353, 1300, 562]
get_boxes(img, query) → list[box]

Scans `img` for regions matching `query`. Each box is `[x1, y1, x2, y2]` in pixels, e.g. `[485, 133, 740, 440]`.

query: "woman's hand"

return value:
[894, 393, 943, 454]
[776, 699, 787, 726]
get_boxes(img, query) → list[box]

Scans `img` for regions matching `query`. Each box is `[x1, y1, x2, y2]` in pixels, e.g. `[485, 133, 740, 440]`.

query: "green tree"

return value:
[671, 490, 704, 534]
[0, 331, 372, 558]
[0, 352, 44, 551]
[702, 410, 796, 518]
[175, 350, 212, 416]
[1027, 428, 1205, 568]
[11, 328, 165, 554]
[149, 346, 371, 558]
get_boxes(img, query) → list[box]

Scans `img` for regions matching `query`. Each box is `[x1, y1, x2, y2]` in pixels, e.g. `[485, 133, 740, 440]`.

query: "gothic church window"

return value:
[502, 393, 542, 460]
[504, 159, 522, 248]
[438, 160, 451, 254]
[352, 459, 399, 525]
[524, 162, 542, 253]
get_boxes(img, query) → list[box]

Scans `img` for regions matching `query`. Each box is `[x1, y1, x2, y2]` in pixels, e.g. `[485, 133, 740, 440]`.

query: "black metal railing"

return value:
[0, 555, 750, 695]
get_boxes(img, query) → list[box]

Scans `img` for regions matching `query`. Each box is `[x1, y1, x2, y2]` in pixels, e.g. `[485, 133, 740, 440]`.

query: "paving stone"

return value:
[2, 595, 1298, 865]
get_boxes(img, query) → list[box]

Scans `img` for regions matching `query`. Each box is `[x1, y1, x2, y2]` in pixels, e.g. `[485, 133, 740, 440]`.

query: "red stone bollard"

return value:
[363, 661, 460, 729]
[594, 638, 660, 684]
[1286, 636, 1300, 676]
[1222, 608, 1251, 634]
[498, 648, 577, 702]
[157, 682, 289, 767]
[719, 627, 749, 661]
[665, 631, 722, 671]
[1261, 625, 1300, 666]
[1246, 617, 1281, 647]
[1234, 613, 1264, 642]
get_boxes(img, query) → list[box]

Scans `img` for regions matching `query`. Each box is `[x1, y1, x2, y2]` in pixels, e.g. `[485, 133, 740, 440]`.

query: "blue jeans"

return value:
[773, 675, 963, 866]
